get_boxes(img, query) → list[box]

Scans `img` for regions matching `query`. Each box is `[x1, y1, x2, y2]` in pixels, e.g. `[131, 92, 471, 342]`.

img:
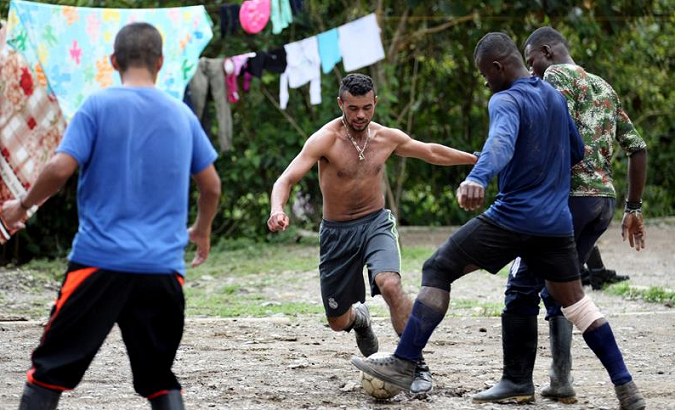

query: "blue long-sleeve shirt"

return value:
[467, 76, 584, 236]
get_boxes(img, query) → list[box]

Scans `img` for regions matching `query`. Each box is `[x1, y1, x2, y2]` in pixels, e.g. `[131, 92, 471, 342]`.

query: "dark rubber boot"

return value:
[541, 316, 577, 403]
[410, 354, 432, 394]
[615, 380, 646, 410]
[150, 390, 185, 410]
[352, 303, 379, 357]
[18, 383, 61, 410]
[590, 268, 630, 289]
[472, 313, 537, 404]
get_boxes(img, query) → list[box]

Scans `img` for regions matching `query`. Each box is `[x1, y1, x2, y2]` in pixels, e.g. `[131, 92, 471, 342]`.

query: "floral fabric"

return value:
[0, 26, 66, 243]
[5, 0, 213, 120]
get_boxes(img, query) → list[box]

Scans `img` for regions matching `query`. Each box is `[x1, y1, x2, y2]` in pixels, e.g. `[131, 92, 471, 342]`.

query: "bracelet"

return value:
[625, 199, 642, 210]
[625, 208, 642, 216]
[269, 211, 286, 218]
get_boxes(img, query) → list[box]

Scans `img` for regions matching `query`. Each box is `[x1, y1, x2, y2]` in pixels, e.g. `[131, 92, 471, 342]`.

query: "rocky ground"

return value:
[0, 221, 673, 410]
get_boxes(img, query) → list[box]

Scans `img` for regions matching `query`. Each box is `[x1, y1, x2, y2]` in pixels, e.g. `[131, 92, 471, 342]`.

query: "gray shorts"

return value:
[319, 209, 401, 317]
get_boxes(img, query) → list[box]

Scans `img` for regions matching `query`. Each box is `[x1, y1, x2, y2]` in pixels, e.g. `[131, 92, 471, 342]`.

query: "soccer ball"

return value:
[360, 353, 403, 399]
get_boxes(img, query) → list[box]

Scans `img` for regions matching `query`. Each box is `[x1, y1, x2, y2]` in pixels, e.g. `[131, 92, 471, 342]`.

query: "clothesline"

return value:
[221, 13, 384, 110]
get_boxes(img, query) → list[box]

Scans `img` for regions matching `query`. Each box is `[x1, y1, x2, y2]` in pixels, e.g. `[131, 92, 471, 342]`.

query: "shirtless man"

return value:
[267, 73, 476, 393]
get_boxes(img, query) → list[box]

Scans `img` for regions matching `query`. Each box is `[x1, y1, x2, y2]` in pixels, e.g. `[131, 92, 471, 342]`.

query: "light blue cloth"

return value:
[271, 0, 293, 35]
[57, 87, 217, 275]
[6, 0, 213, 120]
[317, 28, 341, 74]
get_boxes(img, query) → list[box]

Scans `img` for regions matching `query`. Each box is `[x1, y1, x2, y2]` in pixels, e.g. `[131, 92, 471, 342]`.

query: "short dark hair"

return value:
[339, 73, 376, 99]
[113, 22, 163, 73]
[523, 27, 569, 52]
[474, 32, 520, 62]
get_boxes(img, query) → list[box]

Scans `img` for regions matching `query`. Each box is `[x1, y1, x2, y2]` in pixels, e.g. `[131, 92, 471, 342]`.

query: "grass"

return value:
[10, 236, 671, 321]
[605, 282, 675, 305]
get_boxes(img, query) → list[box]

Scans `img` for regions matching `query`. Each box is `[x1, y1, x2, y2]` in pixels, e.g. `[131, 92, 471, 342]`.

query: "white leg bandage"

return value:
[561, 295, 604, 333]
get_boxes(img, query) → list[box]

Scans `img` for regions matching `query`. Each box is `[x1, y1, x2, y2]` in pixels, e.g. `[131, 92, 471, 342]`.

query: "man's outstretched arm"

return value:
[1, 153, 78, 230]
[394, 130, 477, 166]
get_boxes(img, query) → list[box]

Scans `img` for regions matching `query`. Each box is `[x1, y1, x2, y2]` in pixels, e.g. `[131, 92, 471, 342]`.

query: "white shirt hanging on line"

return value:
[279, 36, 321, 109]
[338, 13, 385, 72]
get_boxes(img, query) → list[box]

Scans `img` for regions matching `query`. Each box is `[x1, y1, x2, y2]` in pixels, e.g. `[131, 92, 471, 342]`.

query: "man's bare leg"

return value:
[327, 304, 378, 357]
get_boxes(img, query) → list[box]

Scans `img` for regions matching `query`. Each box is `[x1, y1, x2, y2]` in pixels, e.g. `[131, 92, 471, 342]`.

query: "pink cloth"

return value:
[239, 0, 271, 34]
[225, 54, 252, 103]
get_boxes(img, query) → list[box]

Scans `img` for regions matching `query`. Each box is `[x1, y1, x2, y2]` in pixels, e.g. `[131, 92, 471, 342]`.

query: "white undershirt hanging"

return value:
[338, 13, 385, 72]
[279, 36, 321, 109]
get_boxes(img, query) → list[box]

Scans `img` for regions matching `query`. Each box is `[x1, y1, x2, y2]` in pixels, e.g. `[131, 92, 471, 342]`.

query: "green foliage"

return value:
[606, 282, 675, 305]
[1, 0, 673, 262]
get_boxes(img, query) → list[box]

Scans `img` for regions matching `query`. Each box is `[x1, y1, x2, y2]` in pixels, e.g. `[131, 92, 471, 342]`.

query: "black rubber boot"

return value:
[589, 268, 630, 290]
[541, 316, 577, 403]
[149, 390, 185, 410]
[18, 383, 61, 410]
[472, 313, 537, 404]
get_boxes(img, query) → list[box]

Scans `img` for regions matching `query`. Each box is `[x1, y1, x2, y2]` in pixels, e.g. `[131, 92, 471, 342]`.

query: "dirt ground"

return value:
[0, 221, 674, 410]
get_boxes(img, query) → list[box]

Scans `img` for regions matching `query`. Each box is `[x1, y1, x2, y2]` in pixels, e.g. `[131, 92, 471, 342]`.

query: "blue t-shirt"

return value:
[57, 86, 218, 275]
[466, 77, 584, 236]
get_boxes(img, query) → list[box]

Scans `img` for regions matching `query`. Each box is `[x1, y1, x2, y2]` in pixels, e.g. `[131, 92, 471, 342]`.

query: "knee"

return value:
[327, 311, 351, 332]
[376, 272, 403, 298]
[561, 295, 604, 333]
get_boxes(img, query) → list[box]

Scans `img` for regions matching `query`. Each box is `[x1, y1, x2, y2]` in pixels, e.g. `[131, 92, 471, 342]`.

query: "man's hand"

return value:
[267, 211, 289, 232]
[621, 211, 646, 251]
[188, 226, 211, 267]
[1, 199, 27, 230]
[456, 180, 485, 211]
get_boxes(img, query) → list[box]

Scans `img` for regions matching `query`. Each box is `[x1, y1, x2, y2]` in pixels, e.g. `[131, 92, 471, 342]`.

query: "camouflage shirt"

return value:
[544, 64, 647, 197]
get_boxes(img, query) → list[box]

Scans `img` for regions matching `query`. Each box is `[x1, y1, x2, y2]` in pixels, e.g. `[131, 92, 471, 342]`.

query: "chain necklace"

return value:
[341, 116, 371, 161]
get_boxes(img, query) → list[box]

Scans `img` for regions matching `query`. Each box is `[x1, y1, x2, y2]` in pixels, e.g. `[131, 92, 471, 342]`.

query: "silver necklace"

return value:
[341, 117, 371, 161]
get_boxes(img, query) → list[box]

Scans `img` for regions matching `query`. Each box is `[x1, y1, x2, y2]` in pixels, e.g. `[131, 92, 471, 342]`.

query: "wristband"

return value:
[624, 199, 642, 215]
[270, 211, 286, 218]
[19, 197, 31, 211]
[473, 151, 481, 159]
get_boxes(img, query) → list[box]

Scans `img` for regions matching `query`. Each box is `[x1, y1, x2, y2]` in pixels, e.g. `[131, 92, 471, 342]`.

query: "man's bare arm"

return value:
[189, 164, 221, 267]
[268, 132, 328, 232]
[1, 153, 78, 230]
[393, 130, 477, 165]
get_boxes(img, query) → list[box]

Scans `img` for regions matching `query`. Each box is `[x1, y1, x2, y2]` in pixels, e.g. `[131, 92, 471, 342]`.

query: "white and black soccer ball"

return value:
[359, 353, 403, 399]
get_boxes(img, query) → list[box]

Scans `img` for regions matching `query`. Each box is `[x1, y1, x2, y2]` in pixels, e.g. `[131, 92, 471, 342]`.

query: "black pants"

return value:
[28, 263, 185, 398]
[504, 197, 615, 318]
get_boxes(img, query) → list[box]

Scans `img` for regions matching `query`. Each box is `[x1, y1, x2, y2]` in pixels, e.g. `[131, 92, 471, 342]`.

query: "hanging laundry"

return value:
[0, 26, 67, 243]
[5, 0, 213, 120]
[338, 13, 385, 72]
[239, 0, 271, 35]
[290, 0, 304, 15]
[279, 36, 321, 110]
[188, 58, 233, 153]
[225, 53, 253, 103]
[245, 48, 287, 78]
[220, 4, 241, 37]
[271, 0, 293, 35]
[317, 28, 341, 74]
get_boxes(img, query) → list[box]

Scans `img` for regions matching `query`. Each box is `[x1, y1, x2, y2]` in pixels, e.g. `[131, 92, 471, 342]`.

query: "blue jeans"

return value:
[504, 197, 615, 319]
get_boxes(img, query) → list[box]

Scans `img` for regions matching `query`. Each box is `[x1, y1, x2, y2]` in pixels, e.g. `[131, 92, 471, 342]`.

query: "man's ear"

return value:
[492, 60, 503, 72]
[542, 44, 553, 59]
[373, 95, 378, 105]
[337, 96, 343, 110]
[156, 55, 164, 72]
[110, 54, 120, 71]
